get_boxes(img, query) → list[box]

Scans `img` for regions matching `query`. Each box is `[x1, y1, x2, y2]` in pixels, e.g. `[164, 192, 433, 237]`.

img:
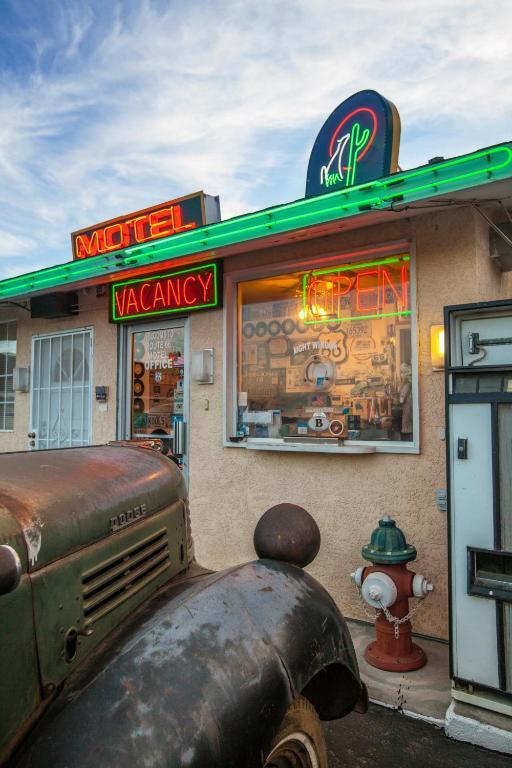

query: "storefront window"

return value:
[0, 321, 16, 431]
[236, 254, 414, 446]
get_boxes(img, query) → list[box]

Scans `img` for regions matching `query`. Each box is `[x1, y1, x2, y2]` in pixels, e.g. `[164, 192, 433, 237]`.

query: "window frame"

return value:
[223, 239, 420, 454]
[0, 319, 17, 433]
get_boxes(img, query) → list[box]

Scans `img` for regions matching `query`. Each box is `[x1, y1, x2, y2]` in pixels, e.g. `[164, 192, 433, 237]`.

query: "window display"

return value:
[236, 254, 414, 445]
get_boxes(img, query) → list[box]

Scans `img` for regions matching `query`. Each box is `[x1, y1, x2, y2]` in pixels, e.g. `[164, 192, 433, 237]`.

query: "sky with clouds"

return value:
[0, 0, 511, 278]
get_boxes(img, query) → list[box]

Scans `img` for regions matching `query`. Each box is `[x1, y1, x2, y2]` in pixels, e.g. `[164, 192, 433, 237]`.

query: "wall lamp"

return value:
[430, 324, 445, 370]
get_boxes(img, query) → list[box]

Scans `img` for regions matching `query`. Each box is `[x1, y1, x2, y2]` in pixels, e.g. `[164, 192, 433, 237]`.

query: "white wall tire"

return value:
[264, 695, 328, 768]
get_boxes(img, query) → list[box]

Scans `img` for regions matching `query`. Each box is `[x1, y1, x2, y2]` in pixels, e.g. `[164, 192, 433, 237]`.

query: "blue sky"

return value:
[0, 0, 511, 278]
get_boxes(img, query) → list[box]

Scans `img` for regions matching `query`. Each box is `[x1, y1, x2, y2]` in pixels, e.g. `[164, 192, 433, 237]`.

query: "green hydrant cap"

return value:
[362, 516, 417, 564]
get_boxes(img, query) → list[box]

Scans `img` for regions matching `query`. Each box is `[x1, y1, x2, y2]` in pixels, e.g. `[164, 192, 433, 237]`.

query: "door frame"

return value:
[445, 300, 512, 699]
[117, 318, 190, 479]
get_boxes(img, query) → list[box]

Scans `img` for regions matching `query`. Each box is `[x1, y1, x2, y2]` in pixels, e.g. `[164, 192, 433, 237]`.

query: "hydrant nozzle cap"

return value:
[362, 516, 417, 564]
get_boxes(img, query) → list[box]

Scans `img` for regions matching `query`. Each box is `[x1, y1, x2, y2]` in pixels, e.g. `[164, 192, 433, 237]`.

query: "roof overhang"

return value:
[1, 142, 512, 302]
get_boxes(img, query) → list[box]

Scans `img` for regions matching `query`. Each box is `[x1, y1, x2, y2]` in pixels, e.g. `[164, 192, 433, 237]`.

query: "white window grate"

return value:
[31, 329, 92, 449]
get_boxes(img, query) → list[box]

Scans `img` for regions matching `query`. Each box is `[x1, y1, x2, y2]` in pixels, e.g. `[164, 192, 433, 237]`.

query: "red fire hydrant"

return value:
[351, 516, 433, 672]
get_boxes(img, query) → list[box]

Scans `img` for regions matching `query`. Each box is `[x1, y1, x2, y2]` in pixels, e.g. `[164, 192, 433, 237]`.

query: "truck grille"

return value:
[82, 528, 170, 626]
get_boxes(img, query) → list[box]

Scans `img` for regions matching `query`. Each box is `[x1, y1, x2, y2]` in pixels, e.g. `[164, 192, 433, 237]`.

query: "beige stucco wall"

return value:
[0, 291, 117, 452]
[1, 205, 510, 640]
[188, 206, 511, 640]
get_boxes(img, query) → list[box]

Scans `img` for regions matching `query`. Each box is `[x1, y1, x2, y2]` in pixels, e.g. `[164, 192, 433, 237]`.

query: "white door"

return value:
[123, 321, 189, 476]
[450, 382, 512, 693]
[450, 401, 500, 688]
[30, 329, 93, 450]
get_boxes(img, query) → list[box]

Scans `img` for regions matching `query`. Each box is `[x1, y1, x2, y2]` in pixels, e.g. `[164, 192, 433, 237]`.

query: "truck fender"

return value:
[12, 559, 361, 768]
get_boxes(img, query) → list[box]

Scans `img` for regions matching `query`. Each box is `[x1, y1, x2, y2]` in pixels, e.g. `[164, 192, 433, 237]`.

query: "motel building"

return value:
[2, 90, 512, 750]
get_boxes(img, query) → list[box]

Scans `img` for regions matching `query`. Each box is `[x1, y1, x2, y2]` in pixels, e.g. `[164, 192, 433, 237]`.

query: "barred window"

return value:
[0, 321, 16, 430]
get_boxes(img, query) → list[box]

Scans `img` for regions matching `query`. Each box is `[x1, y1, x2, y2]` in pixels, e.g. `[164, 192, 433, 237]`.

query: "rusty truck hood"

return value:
[0, 445, 187, 572]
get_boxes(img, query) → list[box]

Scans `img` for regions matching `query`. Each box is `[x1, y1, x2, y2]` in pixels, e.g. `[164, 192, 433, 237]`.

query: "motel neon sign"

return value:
[72, 192, 212, 260]
[110, 262, 221, 322]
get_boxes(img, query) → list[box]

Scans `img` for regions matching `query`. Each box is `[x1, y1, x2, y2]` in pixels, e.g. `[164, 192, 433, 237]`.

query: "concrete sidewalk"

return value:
[346, 619, 451, 723]
[345, 619, 512, 757]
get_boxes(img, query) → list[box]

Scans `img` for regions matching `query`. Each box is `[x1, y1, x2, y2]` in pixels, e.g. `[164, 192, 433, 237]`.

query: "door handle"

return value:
[457, 438, 468, 460]
[173, 421, 186, 455]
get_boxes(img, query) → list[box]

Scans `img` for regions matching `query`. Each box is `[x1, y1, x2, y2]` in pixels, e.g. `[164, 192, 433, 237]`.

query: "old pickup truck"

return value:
[0, 443, 365, 767]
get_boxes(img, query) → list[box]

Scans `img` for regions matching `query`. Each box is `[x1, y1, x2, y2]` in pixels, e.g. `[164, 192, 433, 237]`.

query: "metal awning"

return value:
[1, 142, 512, 302]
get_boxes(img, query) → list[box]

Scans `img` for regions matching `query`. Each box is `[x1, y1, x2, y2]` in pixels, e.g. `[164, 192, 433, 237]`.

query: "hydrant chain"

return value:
[356, 585, 381, 621]
[355, 584, 428, 637]
[379, 596, 427, 639]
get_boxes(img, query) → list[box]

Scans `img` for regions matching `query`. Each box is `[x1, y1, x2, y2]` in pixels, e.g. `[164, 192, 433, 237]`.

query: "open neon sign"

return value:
[72, 193, 208, 260]
[302, 255, 410, 324]
[110, 262, 221, 322]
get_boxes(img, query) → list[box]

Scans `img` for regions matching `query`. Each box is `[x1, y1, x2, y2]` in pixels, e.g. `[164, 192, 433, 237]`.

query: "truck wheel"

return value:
[264, 695, 328, 768]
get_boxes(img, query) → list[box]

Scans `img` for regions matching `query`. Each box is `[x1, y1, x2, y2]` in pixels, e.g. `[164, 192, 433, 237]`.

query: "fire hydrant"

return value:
[351, 516, 434, 672]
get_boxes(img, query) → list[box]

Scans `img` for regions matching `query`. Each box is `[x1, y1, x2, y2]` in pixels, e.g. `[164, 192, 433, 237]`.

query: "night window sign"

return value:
[72, 192, 220, 260]
[306, 90, 401, 197]
[110, 262, 221, 322]
[302, 255, 410, 324]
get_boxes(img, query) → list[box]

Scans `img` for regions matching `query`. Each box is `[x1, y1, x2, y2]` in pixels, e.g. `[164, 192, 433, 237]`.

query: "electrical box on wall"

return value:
[13, 367, 29, 392]
[192, 349, 214, 384]
[95, 386, 109, 403]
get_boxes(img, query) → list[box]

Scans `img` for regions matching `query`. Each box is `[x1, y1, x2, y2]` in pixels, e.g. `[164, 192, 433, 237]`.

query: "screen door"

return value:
[30, 329, 93, 449]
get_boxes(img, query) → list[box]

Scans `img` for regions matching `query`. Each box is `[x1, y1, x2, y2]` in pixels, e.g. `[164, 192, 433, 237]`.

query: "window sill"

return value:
[224, 437, 419, 454]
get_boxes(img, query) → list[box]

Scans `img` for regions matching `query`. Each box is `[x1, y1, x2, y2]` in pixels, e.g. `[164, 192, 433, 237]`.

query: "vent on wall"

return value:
[82, 528, 170, 626]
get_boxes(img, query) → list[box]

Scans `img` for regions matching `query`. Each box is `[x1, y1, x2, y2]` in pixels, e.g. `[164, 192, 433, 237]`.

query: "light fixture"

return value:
[192, 348, 214, 384]
[430, 324, 445, 370]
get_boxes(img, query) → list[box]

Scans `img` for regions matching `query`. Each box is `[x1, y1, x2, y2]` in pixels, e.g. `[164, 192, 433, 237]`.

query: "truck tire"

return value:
[264, 695, 328, 768]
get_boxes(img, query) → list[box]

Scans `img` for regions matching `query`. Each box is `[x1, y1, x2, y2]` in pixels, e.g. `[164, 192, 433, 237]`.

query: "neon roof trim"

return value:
[1, 143, 511, 300]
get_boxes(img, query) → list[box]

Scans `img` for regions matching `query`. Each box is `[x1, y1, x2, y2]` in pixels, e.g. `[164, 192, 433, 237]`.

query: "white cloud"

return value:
[0, 230, 35, 257]
[0, 0, 512, 277]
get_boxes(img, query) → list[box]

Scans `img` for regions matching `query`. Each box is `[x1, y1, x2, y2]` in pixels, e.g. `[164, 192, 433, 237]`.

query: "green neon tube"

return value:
[0, 144, 511, 299]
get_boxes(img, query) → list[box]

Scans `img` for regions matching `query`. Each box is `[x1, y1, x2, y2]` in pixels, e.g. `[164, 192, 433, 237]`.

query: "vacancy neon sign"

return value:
[302, 255, 410, 324]
[110, 263, 220, 322]
[72, 193, 207, 260]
